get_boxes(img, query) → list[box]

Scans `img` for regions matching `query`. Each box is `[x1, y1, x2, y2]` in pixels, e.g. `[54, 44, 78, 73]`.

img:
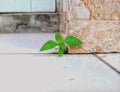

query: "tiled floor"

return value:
[0, 54, 119, 92]
[95, 54, 120, 74]
[0, 33, 58, 53]
[0, 33, 120, 92]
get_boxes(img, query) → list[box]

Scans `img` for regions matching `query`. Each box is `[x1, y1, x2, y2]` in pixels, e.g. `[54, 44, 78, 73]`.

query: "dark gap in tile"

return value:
[94, 54, 120, 75]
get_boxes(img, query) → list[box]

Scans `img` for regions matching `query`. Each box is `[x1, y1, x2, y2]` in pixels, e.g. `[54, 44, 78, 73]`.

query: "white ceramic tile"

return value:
[0, 0, 30, 12]
[97, 54, 120, 72]
[0, 33, 58, 53]
[0, 54, 119, 92]
[31, 0, 56, 12]
[63, 0, 68, 12]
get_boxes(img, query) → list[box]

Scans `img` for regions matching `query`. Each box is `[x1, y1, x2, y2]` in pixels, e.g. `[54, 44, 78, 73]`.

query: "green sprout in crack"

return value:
[40, 32, 83, 57]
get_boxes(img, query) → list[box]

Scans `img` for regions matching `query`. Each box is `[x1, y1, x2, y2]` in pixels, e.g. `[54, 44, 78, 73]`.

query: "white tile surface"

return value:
[0, 54, 120, 92]
[0, 33, 58, 53]
[0, 0, 30, 12]
[0, 0, 56, 12]
[31, 0, 56, 12]
[97, 54, 120, 72]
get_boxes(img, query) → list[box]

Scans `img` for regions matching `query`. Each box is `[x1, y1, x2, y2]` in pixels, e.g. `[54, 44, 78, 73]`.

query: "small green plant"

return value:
[40, 32, 83, 57]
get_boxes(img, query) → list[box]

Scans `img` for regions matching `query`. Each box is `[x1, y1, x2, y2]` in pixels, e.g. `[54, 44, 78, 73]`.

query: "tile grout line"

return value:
[93, 54, 120, 75]
[30, 0, 32, 12]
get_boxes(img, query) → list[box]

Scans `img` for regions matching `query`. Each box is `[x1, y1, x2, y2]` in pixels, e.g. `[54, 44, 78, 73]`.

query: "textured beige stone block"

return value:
[68, 20, 120, 53]
[68, 0, 120, 20]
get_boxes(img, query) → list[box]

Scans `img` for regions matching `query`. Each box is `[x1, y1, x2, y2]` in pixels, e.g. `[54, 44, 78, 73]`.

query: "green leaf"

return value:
[64, 36, 83, 46]
[58, 41, 65, 49]
[55, 32, 62, 42]
[40, 40, 57, 51]
[58, 47, 64, 57]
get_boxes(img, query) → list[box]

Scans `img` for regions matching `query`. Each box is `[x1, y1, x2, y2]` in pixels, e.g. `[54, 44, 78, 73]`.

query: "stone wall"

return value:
[0, 14, 59, 33]
[67, 0, 120, 53]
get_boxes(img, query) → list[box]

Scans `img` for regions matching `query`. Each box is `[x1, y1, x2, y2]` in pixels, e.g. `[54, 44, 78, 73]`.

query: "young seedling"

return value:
[40, 32, 83, 57]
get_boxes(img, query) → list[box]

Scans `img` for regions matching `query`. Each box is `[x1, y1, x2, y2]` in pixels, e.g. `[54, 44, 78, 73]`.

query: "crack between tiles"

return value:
[93, 54, 120, 75]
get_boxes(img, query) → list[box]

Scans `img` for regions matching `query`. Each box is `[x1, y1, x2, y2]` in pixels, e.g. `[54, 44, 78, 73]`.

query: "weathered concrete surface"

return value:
[67, 0, 120, 53]
[68, 20, 120, 53]
[0, 14, 59, 33]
